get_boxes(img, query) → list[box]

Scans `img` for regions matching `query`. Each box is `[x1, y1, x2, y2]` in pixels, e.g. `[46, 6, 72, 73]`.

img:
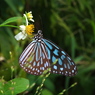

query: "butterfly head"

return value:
[38, 30, 42, 34]
[34, 30, 43, 42]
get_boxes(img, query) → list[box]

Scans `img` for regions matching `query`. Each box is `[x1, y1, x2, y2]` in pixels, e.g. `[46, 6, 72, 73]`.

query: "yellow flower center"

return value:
[26, 24, 34, 35]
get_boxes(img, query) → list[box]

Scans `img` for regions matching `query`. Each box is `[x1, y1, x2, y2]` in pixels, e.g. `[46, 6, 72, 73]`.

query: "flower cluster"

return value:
[15, 11, 34, 41]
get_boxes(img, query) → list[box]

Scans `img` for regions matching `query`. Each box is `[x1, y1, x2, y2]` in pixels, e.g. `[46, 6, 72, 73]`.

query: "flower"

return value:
[25, 11, 34, 22]
[15, 11, 34, 41]
[15, 24, 34, 41]
[26, 24, 34, 35]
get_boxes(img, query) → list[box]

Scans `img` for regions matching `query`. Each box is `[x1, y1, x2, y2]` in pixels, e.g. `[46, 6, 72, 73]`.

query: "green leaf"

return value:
[0, 78, 29, 95]
[42, 89, 53, 95]
[0, 17, 22, 26]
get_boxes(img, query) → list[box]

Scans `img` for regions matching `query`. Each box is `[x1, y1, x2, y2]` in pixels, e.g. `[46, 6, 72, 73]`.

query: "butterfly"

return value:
[19, 30, 77, 76]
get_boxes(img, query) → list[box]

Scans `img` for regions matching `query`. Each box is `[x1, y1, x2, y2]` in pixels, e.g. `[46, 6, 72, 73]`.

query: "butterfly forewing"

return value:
[19, 40, 50, 75]
[19, 30, 77, 76]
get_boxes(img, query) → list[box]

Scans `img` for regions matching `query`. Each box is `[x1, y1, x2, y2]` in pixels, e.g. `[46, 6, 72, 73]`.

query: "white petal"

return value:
[29, 15, 33, 18]
[19, 25, 26, 31]
[21, 34, 27, 40]
[15, 32, 26, 41]
[30, 19, 34, 22]
[22, 30, 26, 34]
[29, 11, 32, 13]
[23, 14, 27, 18]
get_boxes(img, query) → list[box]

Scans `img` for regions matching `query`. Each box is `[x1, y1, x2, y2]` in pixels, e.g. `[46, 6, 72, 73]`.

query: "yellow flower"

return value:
[15, 11, 35, 41]
[26, 24, 34, 35]
[15, 24, 34, 41]
[25, 11, 34, 22]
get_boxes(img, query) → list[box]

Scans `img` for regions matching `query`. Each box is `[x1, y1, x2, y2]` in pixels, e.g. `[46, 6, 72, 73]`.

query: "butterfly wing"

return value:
[42, 39, 77, 76]
[19, 40, 50, 75]
[19, 37, 77, 76]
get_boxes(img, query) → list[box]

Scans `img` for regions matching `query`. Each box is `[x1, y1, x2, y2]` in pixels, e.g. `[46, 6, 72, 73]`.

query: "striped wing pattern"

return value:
[19, 40, 50, 75]
[19, 30, 77, 76]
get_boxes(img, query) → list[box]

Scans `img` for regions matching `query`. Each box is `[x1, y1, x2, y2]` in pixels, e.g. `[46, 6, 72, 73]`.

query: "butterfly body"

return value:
[19, 30, 77, 76]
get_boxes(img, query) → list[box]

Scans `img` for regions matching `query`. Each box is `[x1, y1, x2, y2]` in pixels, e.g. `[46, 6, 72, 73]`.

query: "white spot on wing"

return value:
[59, 72, 61, 73]
[65, 71, 68, 73]
[30, 66, 32, 69]
[26, 69, 27, 71]
[37, 70, 40, 72]
[44, 62, 49, 67]
[28, 70, 30, 72]
[74, 66, 76, 70]
[72, 70, 74, 73]
[60, 68, 63, 71]
[53, 65, 57, 70]
[32, 68, 35, 71]
[40, 67, 45, 70]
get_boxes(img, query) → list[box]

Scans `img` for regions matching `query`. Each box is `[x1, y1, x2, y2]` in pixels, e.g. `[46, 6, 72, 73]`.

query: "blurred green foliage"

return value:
[0, 78, 29, 95]
[0, 0, 95, 95]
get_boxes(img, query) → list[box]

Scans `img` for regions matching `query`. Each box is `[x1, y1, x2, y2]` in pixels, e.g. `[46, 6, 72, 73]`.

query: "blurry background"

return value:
[0, 0, 95, 95]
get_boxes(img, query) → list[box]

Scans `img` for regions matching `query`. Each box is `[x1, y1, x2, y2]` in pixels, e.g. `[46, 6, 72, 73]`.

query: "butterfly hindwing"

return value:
[42, 39, 77, 76]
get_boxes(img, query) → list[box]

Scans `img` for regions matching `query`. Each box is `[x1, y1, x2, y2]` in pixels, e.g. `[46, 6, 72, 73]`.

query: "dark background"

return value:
[0, 0, 95, 95]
